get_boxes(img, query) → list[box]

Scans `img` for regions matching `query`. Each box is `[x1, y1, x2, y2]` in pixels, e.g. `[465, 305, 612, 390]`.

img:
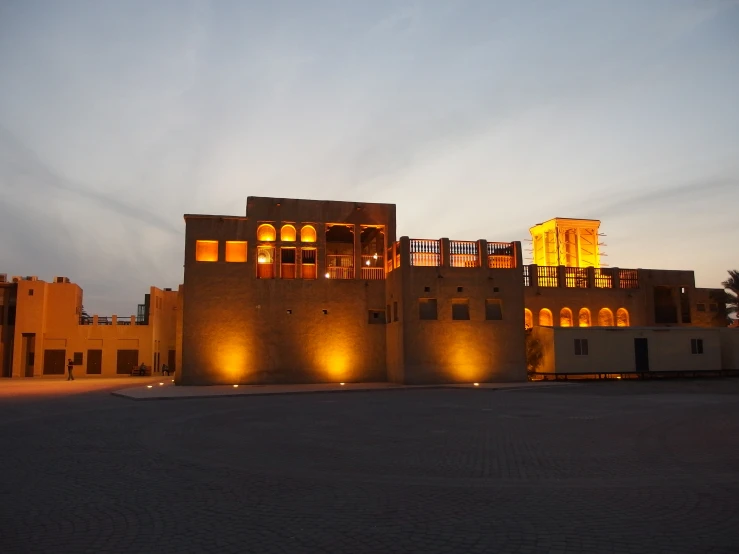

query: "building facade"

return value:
[179, 197, 729, 386]
[0, 274, 178, 378]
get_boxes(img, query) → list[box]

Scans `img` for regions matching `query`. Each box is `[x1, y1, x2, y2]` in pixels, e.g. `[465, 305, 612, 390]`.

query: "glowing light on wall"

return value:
[301, 225, 317, 243]
[225, 241, 247, 263]
[325, 272, 330, 278]
[195, 240, 218, 262]
[524, 309, 533, 329]
[281, 224, 296, 242]
[257, 224, 276, 242]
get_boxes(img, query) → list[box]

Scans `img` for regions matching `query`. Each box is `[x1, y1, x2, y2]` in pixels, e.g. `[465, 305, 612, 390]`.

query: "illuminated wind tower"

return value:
[529, 218, 602, 268]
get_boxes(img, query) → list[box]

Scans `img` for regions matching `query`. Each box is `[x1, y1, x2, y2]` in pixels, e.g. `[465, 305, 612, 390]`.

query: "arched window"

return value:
[280, 224, 296, 242]
[524, 309, 533, 329]
[301, 225, 317, 243]
[616, 308, 630, 327]
[578, 308, 591, 327]
[256, 224, 276, 242]
[598, 308, 614, 326]
[560, 307, 573, 327]
[539, 308, 553, 326]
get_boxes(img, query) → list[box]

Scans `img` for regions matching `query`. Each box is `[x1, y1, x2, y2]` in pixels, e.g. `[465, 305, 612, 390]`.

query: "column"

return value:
[478, 240, 487, 268]
[441, 238, 450, 267]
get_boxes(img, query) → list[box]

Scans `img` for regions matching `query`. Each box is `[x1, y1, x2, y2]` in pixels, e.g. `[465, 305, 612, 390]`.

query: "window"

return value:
[195, 240, 218, 262]
[73, 352, 83, 365]
[281, 248, 296, 279]
[559, 307, 573, 327]
[598, 308, 614, 326]
[419, 298, 437, 320]
[574, 339, 589, 356]
[301, 225, 317, 243]
[680, 287, 691, 323]
[322, 309, 328, 315]
[393, 301, 399, 322]
[424, 286, 430, 293]
[368, 310, 386, 324]
[691, 338, 703, 354]
[578, 308, 591, 327]
[256, 246, 275, 279]
[485, 299, 503, 320]
[225, 241, 247, 262]
[457, 287, 463, 293]
[452, 299, 470, 320]
[539, 308, 553, 326]
[493, 287, 499, 293]
[28, 289, 34, 296]
[280, 224, 296, 242]
[256, 224, 276, 241]
[301, 248, 317, 279]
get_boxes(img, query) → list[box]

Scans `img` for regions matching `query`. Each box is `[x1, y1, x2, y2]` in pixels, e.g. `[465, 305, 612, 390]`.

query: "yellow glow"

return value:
[159, 382, 163, 386]
[539, 308, 553, 326]
[301, 225, 317, 243]
[225, 241, 247, 262]
[147, 385, 153, 389]
[233, 384, 239, 388]
[280, 224, 297, 242]
[256, 224, 276, 241]
[258, 254, 267, 263]
[195, 240, 218, 262]
[340, 382, 345, 385]
[373, 253, 378, 260]
[325, 272, 330, 278]
[365, 260, 371, 266]
[578, 308, 591, 327]
[171, 379, 174, 382]
[616, 307, 630, 327]
[473, 382, 479, 386]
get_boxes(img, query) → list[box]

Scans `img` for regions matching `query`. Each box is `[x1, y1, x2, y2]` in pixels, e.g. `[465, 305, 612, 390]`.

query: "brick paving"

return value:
[1, 379, 739, 553]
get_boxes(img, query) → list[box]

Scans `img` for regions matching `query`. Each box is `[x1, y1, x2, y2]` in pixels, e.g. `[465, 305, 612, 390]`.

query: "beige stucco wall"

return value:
[7, 279, 178, 378]
[536, 327, 723, 374]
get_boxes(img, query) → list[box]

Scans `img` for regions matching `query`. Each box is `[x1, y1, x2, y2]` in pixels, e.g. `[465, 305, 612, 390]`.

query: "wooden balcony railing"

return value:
[450, 240, 478, 267]
[410, 239, 440, 267]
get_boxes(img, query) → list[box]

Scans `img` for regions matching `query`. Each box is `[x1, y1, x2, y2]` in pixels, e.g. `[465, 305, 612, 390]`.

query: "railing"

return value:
[326, 255, 354, 279]
[326, 267, 354, 279]
[117, 320, 131, 326]
[410, 239, 440, 267]
[98, 316, 111, 325]
[487, 242, 515, 268]
[79, 317, 93, 325]
[361, 267, 384, 280]
[487, 242, 513, 256]
[523, 266, 530, 287]
[619, 269, 639, 289]
[565, 267, 589, 288]
[537, 266, 559, 287]
[488, 255, 514, 268]
[450, 240, 478, 267]
[594, 268, 613, 288]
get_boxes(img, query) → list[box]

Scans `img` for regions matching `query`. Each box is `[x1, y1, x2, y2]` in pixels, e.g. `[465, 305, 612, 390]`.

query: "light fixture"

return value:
[373, 253, 378, 260]
[159, 382, 163, 386]
[147, 385, 153, 389]
[325, 272, 330, 278]
[473, 382, 480, 387]
[340, 382, 345, 386]
[365, 260, 371, 266]
[257, 254, 267, 263]
[233, 384, 239, 388]
[171, 379, 174, 382]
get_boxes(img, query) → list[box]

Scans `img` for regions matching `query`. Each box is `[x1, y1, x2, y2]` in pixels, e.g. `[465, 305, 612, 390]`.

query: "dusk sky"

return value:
[1, 0, 738, 315]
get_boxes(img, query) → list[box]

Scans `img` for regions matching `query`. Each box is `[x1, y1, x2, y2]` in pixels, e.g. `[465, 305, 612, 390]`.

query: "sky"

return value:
[1, 0, 738, 315]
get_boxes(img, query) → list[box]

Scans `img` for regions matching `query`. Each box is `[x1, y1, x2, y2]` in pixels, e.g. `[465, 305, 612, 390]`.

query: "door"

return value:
[22, 333, 36, 377]
[168, 350, 176, 373]
[87, 349, 102, 374]
[116, 350, 139, 374]
[634, 338, 649, 372]
[43, 349, 66, 375]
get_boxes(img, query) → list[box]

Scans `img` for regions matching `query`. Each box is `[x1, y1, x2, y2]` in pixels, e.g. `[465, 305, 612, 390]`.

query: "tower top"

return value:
[529, 218, 601, 268]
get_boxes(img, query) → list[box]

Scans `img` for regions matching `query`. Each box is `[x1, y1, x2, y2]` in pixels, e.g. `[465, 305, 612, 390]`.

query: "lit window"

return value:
[195, 240, 218, 262]
[281, 224, 296, 242]
[257, 246, 275, 279]
[225, 241, 247, 263]
[301, 225, 317, 243]
[256, 224, 276, 242]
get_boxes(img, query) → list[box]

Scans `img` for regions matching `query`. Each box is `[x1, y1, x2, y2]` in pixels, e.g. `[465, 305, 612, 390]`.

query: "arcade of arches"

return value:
[525, 307, 630, 328]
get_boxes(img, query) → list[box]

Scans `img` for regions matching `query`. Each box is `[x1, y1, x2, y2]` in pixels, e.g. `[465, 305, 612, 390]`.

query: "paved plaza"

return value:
[1, 379, 739, 553]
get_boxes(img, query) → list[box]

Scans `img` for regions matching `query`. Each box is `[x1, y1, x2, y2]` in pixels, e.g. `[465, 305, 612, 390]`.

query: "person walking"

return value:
[67, 359, 75, 381]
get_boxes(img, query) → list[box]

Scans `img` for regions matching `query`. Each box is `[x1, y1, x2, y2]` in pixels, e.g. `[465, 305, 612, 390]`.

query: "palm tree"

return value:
[722, 270, 739, 318]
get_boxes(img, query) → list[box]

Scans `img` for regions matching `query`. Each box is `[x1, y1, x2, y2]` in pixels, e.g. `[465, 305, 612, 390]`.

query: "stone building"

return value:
[0, 275, 178, 378]
[179, 197, 728, 386]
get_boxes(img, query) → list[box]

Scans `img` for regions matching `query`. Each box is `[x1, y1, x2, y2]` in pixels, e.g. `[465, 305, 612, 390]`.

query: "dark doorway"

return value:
[22, 333, 36, 377]
[168, 350, 176, 373]
[117, 350, 139, 374]
[634, 338, 649, 372]
[87, 349, 102, 374]
[43, 349, 66, 375]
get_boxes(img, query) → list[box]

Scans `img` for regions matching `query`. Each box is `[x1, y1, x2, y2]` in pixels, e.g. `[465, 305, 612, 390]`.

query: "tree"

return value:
[722, 270, 739, 319]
